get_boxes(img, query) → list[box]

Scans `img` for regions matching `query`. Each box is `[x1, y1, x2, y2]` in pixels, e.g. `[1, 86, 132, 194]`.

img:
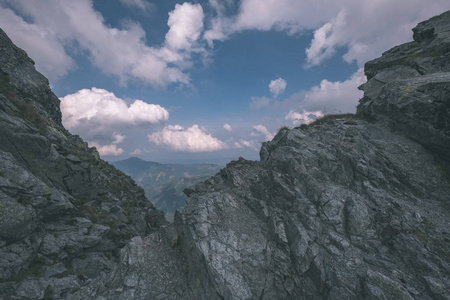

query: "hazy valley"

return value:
[112, 157, 222, 221]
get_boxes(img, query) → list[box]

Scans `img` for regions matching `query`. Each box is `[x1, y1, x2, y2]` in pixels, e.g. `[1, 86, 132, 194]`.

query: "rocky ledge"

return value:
[1, 9, 450, 300]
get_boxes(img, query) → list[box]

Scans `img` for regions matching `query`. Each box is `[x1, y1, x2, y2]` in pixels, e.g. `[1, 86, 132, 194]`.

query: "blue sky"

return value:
[1, 0, 449, 164]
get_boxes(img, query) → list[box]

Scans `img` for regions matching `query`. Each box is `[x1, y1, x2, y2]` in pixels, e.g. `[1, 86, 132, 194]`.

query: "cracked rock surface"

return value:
[174, 11, 450, 300]
[177, 120, 450, 299]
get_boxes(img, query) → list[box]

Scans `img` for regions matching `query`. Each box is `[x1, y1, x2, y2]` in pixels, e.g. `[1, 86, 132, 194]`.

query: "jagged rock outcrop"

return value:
[1, 10, 450, 300]
[0, 28, 166, 299]
[174, 11, 450, 300]
[357, 11, 450, 159]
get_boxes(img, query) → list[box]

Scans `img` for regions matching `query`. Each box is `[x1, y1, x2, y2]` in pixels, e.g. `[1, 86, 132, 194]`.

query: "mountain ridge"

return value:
[0, 27, 168, 299]
[0, 10, 449, 300]
[112, 157, 222, 221]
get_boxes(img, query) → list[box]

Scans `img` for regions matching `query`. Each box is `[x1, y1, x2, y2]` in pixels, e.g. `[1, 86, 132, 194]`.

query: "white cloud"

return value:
[60, 88, 169, 130]
[0, 7, 75, 80]
[89, 132, 125, 156]
[148, 125, 227, 152]
[60, 88, 168, 150]
[130, 148, 142, 155]
[269, 78, 287, 98]
[303, 68, 366, 113]
[280, 69, 366, 114]
[204, 0, 336, 45]
[204, 0, 450, 67]
[232, 139, 258, 150]
[0, 0, 199, 86]
[252, 125, 274, 141]
[250, 96, 271, 109]
[158, 3, 206, 68]
[119, 0, 153, 12]
[305, 2, 450, 67]
[165, 3, 204, 51]
[235, 0, 334, 32]
[92, 144, 124, 156]
[223, 123, 232, 132]
[285, 110, 324, 126]
[305, 11, 345, 68]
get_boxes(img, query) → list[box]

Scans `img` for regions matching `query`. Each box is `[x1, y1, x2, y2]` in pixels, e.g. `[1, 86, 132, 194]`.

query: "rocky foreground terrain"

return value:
[1, 10, 450, 300]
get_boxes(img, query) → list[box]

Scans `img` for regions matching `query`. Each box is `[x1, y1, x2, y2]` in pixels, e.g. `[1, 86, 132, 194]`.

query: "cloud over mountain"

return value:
[285, 110, 324, 125]
[148, 124, 227, 152]
[252, 125, 274, 141]
[89, 133, 126, 157]
[281, 69, 366, 124]
[61, 88, 169, 130]
[60, 88, 169, 155]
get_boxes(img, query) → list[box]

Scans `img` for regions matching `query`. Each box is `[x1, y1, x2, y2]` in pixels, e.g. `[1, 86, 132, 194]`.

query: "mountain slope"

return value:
[1, 10, 450, 300]
[112, 157, 222, 221]
[0, 28, 169, 299]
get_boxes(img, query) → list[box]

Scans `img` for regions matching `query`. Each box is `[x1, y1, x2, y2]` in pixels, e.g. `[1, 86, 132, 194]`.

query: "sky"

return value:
[1, 0, 449, 165]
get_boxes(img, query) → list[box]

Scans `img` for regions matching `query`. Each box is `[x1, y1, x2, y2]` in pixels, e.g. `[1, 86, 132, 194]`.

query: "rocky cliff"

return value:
[174, 11, 450, 299]
[1, 10, 450, 300]
[0, 28, 166, 299]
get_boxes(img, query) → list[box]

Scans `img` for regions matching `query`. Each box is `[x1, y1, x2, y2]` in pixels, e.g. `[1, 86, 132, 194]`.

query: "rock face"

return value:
[357, 11, 450, 160]
[174, 11, 450, 300]
[1, 10, 450, 300]
[0, 28, 166, 299]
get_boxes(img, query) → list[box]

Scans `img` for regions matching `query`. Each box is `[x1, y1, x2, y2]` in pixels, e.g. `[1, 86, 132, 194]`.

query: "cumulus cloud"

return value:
[60, 87, 169, 150]
[148, 125, 227, 152]
[60, 88, 168, 130]
[285, 110, 324, 126]
[252, 125, 274, 141]
[280, 69, 366, 114]
[269, 78, 287, 98]
[165, 3, 204, 51]
[89, 132, 125, 157]
[158, 2, 206, 69]
[0, 0, 204, 86]
[204, 0, 450, 67]
[223, 123, 232, 132]
[303, 68, 366, 113]
[304, 3, 443, 67]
